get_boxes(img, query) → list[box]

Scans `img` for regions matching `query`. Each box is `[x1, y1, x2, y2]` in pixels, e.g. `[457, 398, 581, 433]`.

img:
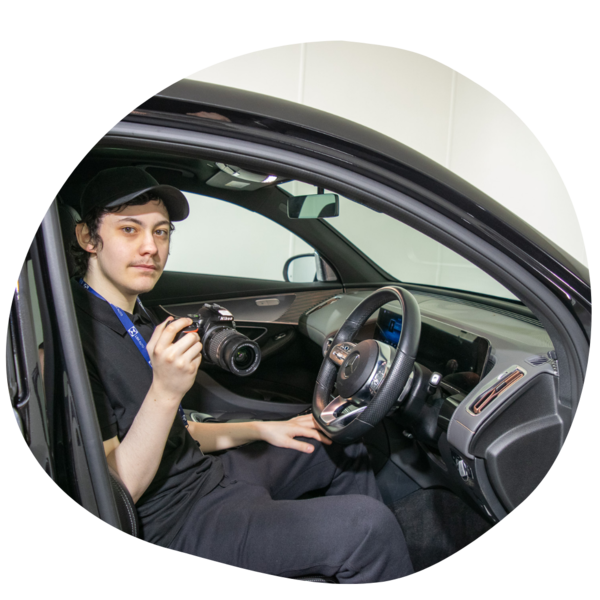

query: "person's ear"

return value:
[75, 223, 95, 253]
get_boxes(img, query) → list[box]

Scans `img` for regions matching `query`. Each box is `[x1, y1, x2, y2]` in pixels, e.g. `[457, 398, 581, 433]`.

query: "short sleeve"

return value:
[87, 368, 119, 441]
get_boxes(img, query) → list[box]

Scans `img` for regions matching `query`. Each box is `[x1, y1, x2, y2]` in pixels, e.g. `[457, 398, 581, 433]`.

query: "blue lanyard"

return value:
[78, 278, 189, 427]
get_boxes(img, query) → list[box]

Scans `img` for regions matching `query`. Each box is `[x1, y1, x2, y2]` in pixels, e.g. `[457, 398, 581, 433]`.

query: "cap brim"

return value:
[105, 184, 189, 221]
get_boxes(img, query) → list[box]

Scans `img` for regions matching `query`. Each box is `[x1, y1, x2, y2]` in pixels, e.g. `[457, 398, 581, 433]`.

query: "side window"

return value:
[278, 182, 516, 300]
[166, 192, 314, 281]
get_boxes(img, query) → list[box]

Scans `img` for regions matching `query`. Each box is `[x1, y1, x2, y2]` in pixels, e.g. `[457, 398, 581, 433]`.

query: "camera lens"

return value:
[203, 327, 261, 376]
[222, 338, 260, 375]
[233, 346, 254, 370]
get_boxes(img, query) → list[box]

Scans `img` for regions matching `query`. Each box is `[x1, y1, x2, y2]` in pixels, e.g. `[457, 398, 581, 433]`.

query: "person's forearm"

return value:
[105, 317, 203, 503]
[187, 420, 263, 453]
[107, 383, 182, 503]
[188, 415, 333, 454]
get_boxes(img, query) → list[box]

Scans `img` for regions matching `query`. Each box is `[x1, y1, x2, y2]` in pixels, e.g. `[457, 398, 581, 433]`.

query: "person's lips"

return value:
[131, 264, 158, 271]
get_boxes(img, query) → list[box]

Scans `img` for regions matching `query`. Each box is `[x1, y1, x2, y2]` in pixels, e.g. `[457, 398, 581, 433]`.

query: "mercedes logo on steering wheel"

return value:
[342, 354, 360, 379]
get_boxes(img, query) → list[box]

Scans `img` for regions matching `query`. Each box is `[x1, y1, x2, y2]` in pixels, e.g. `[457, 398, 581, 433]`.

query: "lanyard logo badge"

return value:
[128, 325, 139, 336]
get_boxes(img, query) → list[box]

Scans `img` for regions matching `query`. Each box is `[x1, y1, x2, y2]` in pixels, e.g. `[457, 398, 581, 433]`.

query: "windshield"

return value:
[279, 181, 517, 301]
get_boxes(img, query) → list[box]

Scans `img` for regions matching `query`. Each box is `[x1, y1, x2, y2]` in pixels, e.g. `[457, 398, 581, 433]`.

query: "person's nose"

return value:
[139, 229, 158, 256]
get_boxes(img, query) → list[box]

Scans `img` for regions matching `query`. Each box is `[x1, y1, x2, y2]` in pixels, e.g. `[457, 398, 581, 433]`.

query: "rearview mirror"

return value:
[287, 193, 339, 219]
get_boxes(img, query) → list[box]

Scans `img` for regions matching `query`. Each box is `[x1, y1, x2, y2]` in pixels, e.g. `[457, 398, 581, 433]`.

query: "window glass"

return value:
[278, 182, 517, 300]
[165, 192, 314, 281]
[333, 197, 516, 299]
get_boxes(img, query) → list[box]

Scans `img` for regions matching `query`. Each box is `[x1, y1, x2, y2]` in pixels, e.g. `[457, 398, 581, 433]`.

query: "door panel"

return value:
[155, 287, 342, 325]
[142, 272, 339, 415]
[141, 271, 342, 309]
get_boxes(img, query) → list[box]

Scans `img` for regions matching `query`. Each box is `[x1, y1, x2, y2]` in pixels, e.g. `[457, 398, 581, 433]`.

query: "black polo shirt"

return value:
[71, 279, 224, 546]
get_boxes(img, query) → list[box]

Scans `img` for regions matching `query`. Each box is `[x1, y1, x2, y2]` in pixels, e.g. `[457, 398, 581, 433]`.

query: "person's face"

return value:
[79, 200, 171, 299]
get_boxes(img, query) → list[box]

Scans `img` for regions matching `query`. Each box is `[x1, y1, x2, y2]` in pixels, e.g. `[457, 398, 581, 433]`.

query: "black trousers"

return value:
[168, 438, 413, 583]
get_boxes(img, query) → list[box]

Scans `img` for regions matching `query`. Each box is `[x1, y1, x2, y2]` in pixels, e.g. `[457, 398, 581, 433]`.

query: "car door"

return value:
[11, 205, 123, 529]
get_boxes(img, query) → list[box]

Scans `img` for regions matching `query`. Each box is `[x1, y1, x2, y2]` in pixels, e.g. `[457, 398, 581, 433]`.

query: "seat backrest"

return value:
[108, 466, 140, 537]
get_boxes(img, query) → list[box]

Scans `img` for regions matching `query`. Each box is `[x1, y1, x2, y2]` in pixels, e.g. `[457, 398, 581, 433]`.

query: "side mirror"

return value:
[287, 193, 339, 219]
[283, 253, 338, 283]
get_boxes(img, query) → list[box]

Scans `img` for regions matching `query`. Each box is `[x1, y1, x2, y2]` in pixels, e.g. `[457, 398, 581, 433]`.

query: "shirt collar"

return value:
[71, 278, 153, 336]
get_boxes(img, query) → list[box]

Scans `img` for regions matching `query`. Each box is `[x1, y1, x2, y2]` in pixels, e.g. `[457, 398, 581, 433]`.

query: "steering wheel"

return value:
[313, 286, 421, 444]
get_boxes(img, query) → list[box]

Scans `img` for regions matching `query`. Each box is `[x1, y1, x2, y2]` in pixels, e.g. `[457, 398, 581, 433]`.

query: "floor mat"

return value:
[391, 488, 492, 572]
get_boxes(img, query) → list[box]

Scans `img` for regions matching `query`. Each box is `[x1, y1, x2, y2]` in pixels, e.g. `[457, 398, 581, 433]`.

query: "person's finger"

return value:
[155, 317, 193, 352]
[290, 414, 314, 426]
[147, 317, 174, 354]
[290, 416, 332, 444]
[290, 426, 321, 443]
[182, 340, 203, 364]
[285, 437, 315, 454]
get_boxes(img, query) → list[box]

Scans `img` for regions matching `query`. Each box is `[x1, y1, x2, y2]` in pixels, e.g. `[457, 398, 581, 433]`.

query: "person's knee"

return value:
[356, 496, 399, 539]
[332, 495, 413, 581]
[333, 495, 397, 543]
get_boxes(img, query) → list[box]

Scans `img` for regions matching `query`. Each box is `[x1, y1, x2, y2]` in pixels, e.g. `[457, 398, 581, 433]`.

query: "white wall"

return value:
[189, 42, 586, 267]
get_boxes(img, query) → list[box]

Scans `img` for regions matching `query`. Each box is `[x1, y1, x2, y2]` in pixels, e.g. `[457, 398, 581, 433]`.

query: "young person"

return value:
[71, 166, 413, 583]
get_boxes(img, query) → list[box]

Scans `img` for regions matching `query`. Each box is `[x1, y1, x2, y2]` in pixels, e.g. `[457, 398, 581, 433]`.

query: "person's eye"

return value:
[122, 226, 136, 234]
[156, 229, 170, 237]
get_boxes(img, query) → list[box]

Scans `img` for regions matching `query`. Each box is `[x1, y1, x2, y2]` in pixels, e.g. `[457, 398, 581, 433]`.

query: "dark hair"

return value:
[69, 193, 175, 278]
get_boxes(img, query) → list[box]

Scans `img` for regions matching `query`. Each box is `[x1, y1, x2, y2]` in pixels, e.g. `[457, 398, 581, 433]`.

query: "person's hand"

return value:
[146, 317, 203, 403]
[256, 414, 332, 454]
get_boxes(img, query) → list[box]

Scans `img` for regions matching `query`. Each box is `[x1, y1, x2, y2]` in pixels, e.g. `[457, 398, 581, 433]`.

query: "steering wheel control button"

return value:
[329, 342, 356, 366]
[369, 367, 386, 394]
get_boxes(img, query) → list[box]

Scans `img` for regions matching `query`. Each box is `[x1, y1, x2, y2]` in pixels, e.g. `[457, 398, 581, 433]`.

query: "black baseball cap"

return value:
[80, 167, 189, 221]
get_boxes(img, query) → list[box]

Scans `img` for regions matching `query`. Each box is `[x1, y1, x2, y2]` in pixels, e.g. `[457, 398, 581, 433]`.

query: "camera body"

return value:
[174, 303, 261, 376]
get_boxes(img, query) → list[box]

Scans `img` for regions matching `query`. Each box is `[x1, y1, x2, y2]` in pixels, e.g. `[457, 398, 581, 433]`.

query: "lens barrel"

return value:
[203, 326, 261, 376]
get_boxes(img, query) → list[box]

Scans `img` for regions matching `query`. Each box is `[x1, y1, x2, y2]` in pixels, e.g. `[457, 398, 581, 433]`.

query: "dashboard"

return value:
[299, 287, 560, 520]
[301, 289, 554, 387]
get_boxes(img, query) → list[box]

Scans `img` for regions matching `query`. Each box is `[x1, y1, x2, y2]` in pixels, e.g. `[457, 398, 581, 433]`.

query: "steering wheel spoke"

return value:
[320, 395, 367, 431]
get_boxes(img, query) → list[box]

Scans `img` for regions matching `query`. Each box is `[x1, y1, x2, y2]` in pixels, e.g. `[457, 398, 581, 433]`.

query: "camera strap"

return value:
[78, 278, 189, 427]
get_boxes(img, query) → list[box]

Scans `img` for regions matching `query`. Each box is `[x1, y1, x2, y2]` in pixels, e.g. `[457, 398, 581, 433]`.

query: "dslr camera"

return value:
[173, 303, 261, 376]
